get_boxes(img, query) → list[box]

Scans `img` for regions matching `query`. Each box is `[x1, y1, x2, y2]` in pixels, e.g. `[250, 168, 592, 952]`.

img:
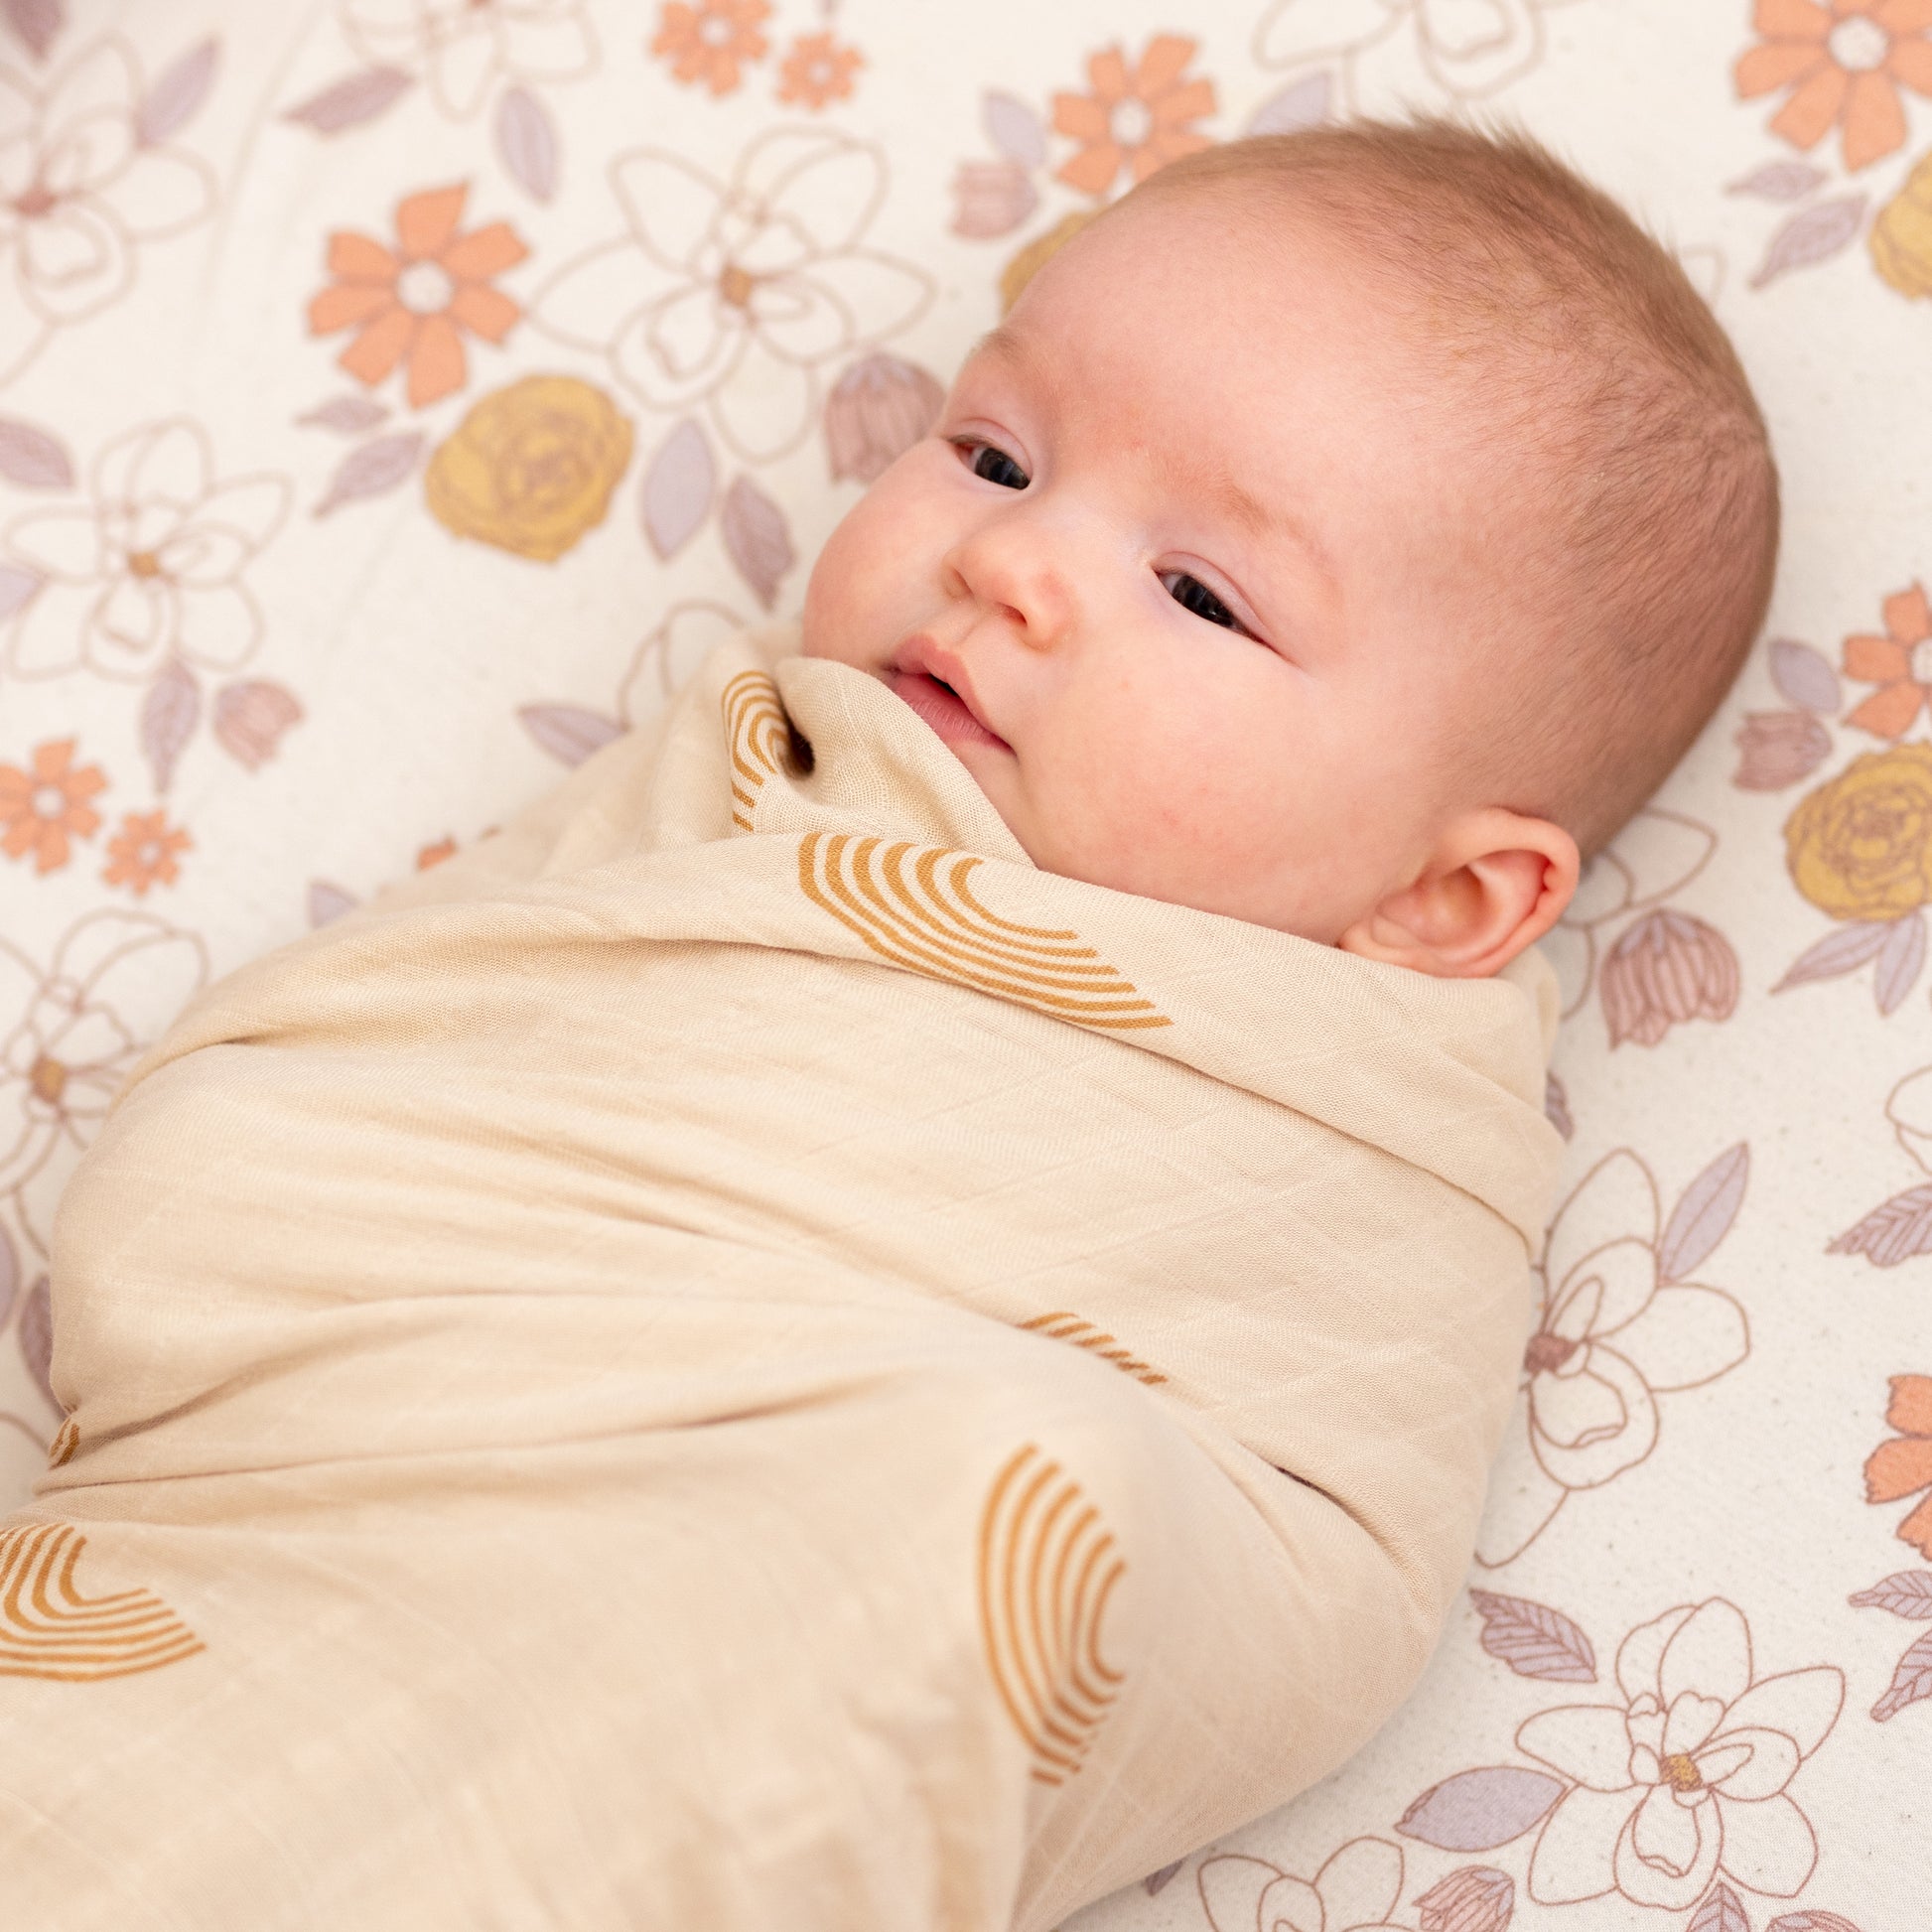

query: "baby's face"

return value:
[802, 189, 1505, 945]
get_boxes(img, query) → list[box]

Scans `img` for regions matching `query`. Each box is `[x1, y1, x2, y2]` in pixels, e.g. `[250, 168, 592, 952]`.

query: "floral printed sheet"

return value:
[0, 2, 1924, 1928]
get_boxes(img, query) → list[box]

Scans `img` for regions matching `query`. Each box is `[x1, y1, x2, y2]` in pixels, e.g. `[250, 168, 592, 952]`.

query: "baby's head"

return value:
[801, 119, 1778, 978]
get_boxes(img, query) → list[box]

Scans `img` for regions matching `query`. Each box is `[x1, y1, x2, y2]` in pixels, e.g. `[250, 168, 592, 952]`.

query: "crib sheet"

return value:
[0, 2, 1924, 1928]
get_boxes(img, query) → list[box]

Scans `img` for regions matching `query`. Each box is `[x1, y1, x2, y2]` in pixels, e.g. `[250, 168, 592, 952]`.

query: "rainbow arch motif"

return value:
[721, 669, 804, 830]
[796, 833, 1172, 1031]
[977, 1443, 1127, 1786]
[0, 1523, 203, 1683]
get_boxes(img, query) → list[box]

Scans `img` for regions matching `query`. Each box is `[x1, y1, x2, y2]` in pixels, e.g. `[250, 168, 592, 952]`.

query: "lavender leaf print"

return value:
[1874, 908, 1929, 1015]
[315, 432, 424, 517]
[721, 474, 793, 611]
[1847, 1571, 1932, 1617]
[639, 419, 715, 561]
[1827, 1184, 1932, 1266]
[1727, 160, 1830, 202]
[1870, 1627, 1932, 1720]
[308, 881, 358, 928]
[141, 656, 200, 793]
[1768, 637, 1843, 715]
[496, 84, 558, 204]
[137, 37, 217, 146]
[284, 68, 414, 136]
[297, 396, 389, 435]
[1468, 1591, 1596, 1683]
[1247, 70, 1333, 135]
[1397, 1766, 1565, 1852]
[982, 90, 1045, 168]
[0, 418, 73, 488]
[1658, 1142, 1749, 1284]
[1688, 1882, 1749, 1932]
[1749, 195, 1866, 289]
[1773, 920, 1892, 991]
[516, 705, 623, 768]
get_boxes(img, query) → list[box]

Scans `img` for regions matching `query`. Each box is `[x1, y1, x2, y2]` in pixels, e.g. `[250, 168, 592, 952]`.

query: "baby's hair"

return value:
[1128, 119, 1779, 860]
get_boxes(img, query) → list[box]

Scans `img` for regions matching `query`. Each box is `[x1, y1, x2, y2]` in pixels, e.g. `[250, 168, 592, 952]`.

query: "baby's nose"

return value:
[940, 521, 1076, 650]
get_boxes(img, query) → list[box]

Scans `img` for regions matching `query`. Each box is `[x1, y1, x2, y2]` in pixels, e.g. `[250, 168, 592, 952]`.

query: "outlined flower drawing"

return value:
[1735, 0, 1932, 174]
[0, 35, 217, 388]
[1050, 35, 1216, 199]
[1197, 1834, 1411, 1932]
[309, 184, 528, 410]
[531, 127, 932, 463]
[338, 0, 598, 119]
[1515, 1599, 1844, 1909]
[0, 909, 207, 1259]
[1252, 0, 1582, 113]
[1, 418, 291, 687]
[1477, 1147, 1750, 1568]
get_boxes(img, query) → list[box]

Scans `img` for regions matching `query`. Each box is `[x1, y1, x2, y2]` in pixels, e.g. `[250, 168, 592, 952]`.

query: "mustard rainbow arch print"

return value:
[0, 1523, 203, 1684]
[797, 833, 1172, 1031]
[977, 1444, 1127, 1788]
[720, 669, 805, 830]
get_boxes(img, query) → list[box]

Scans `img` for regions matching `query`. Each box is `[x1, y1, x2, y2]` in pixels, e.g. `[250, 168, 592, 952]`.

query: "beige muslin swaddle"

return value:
[0, 622, 1562, 1932]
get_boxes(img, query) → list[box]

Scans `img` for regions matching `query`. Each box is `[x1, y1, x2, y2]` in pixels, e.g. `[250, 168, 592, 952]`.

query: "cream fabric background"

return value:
[0, 2, 1925, 1928]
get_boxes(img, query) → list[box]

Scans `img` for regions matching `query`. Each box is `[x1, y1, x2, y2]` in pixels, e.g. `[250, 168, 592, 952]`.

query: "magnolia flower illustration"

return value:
[1476, 1149, 1749, 1567]
[1197, 1834, 1410, 1932]
[531, 128, 933, 463]
[1, 419, 290, 685]
[1252, 0, 1582, 110]
[338, 0, 598, 118]
[0, 910, 207, 1258]
[1517, 1598, 1844, 1910]
[0, 36, 216, 387]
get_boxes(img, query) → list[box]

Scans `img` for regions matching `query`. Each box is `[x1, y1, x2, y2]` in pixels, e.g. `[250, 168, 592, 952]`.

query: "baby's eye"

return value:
[1161, 571, 1239, 630]
[959, 441, 1030, 489]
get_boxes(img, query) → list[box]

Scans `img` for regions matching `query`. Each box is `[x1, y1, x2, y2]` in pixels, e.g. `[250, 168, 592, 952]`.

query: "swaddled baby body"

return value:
[0, 122, 1774, 1931]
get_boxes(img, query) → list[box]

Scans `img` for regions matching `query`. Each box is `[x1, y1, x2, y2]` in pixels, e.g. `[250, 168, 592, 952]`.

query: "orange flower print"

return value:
[651, 0, 770, 97]
[308, 184, 528, 410]
[1051, 35, 1215, 200]
[1866, 1373, 1932, 1555]
[1734, 0, 1932, 173]
[0, 740, 105, 876]
[101, 808, 191, 897]
[1843, 580, 1932, 737]
[776, 31, 864, 109]
[416, 834, 458, 870]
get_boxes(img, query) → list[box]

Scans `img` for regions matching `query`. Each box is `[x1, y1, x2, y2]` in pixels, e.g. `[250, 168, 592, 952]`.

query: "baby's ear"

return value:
[1335, 808, 1580, 980]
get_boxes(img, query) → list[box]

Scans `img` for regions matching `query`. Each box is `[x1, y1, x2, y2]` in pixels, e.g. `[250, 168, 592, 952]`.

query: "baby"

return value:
[0, 120, 1775, 1932]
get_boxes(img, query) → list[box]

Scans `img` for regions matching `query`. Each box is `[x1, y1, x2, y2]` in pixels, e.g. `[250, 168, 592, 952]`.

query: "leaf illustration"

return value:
[0, 563, 40, 620]
[1773, 920, 1891, 992]
[1468, 1590, 1596, 1682]
[1727, 160, 1829, 202]
[1, 0, 61, 62]
[1875, 908, 1928, 1016]
[640, 419, 715, 560]
[1828, 1184, 1932, 1267]
[1768, 637, 1842, 715]
[297, 395, 390, 435]
[1396, 1766, 1565, 1852]
[284, 66, 413, 135]
[1767, 1913, 1866, 1932]
[1871, 1627, 1932, 1720]
[0, 1220, 16, 1330]
[1748, 194, 1866, 289]
[138, 37, 218, 145]
[1248, 70, 1333, 136]
[0, 416, 73, 487]
[1544, 1070, 1573, 1141]
[1141, 1860, 1182, 1896]
[18, 1275, 53, 1409]
[517, 704, 623, 768]
[983, 90, 1045, 168]
[721, 473, 794, 611]
[496, 83, 558, 203]
[213, 681, 304, 769]
[315, 432, 424, 517]
[1689, 1882, 1750, 1932]
[308, 880, 358, 928]
[1658, 1143, 1749, 1284]
[142, 657, 202, 793]
[1415, 1865, 1513, 1932]
[1849, 1572, 1932, 1618]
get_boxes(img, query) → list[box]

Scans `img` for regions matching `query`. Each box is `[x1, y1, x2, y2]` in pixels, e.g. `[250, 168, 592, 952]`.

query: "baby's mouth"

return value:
[886, 668, 1012, 752]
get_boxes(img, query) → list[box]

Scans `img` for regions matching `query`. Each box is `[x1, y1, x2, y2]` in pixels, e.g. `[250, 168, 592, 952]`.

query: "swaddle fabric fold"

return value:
[0, 624, 1564, 1932]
